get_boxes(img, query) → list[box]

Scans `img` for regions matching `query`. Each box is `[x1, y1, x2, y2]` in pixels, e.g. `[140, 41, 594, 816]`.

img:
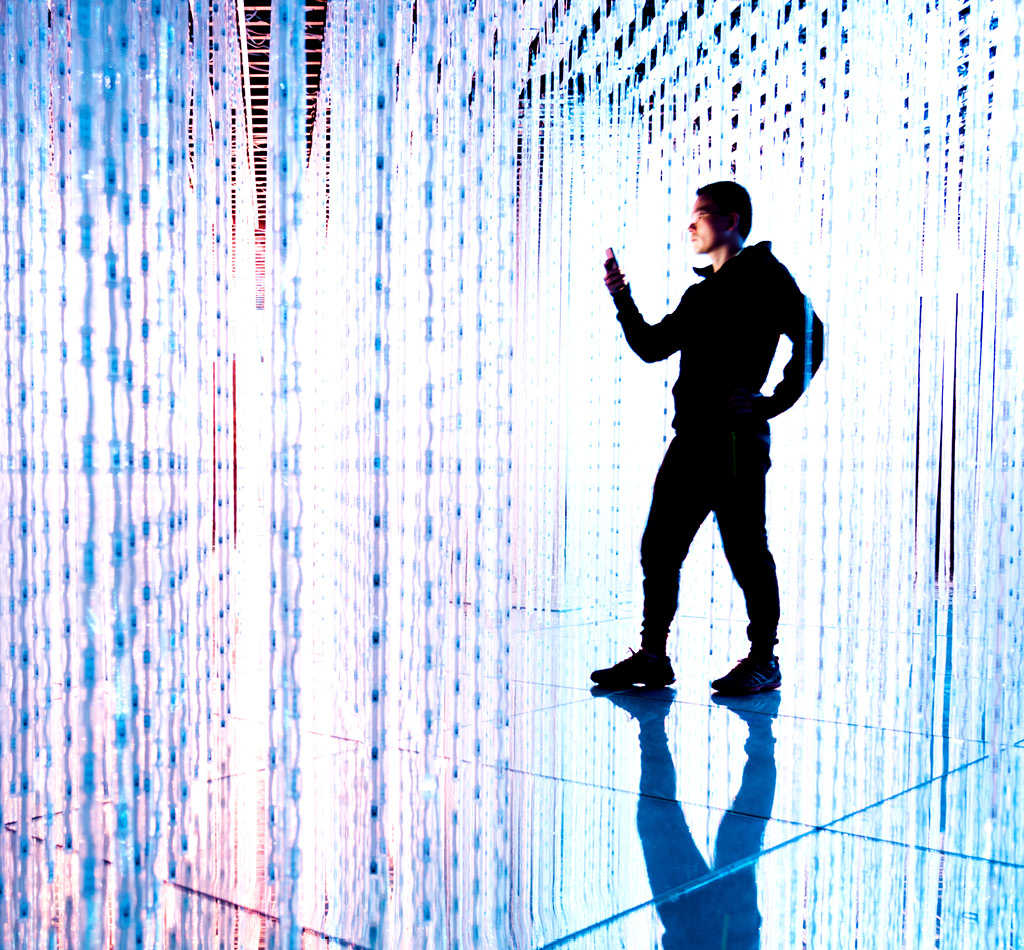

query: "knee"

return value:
[719, 522, 769, 557]
[641, 532, 686, 573]
[725, 542, 777, 581]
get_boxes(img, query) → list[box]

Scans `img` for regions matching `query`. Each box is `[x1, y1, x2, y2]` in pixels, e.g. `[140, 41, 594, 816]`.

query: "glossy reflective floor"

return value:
[493, 605, 1024, 949]
[9, 591, 1020, 948]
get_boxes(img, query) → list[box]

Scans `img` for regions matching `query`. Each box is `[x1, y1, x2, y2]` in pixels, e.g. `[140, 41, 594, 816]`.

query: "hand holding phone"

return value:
[603, 247, 627, 294]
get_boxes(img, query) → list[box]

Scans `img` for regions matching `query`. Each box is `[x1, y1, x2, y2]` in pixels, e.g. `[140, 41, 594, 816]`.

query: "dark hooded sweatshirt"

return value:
[612, 241, 824, 435]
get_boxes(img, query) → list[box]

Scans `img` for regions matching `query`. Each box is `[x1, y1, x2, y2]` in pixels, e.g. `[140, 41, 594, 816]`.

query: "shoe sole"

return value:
[591, 675, 676, 690]
[711, 678, 781, 696]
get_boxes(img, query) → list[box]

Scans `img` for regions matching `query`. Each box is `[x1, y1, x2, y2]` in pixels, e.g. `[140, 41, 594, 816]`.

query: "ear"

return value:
[727, 211, 741, 234]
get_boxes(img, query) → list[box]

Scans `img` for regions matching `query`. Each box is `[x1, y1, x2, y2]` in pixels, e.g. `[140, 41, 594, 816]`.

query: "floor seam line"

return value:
[818, 827, 1024, 870]
[813, 750, 992, 833]
[534, 751, 998, 948]
[532, 826, 822, 949]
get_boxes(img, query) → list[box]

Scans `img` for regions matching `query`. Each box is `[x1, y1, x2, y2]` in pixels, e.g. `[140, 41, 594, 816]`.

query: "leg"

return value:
[705, 705, 778, 944]
[639, 438, 712, 655]
[713, 433, 780, 657]
[636, 718, 713, 949]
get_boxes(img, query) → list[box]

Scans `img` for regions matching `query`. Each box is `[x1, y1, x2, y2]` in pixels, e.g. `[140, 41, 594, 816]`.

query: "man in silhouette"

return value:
[591, 181, 824, 695]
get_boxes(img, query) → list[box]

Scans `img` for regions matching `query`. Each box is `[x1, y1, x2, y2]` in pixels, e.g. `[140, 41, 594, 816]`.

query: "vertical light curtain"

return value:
[0, 0, 1019, 946]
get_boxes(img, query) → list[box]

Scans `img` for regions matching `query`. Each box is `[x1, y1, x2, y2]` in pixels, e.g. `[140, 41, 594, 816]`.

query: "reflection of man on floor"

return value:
[603, 690, 778, 949]
[591, 181, 824, 696]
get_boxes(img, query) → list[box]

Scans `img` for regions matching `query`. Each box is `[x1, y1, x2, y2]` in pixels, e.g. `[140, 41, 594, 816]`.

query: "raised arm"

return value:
[604, 252, 684, 363]
[611, 287, 687, 363]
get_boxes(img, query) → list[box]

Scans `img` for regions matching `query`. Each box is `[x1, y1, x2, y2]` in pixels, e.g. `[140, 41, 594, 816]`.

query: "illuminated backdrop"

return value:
[0, 0, 1021, 946]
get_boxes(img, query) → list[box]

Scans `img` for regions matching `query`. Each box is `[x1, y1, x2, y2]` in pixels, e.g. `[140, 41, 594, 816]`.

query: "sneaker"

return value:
[590, 649, 676, 690]
[710, 655, 781, 696]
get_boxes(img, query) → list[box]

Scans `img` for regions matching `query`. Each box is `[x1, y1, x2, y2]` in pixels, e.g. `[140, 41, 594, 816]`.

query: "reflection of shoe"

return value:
[711, 689, 781, 725]
[593, 686, 676, 728]
[711, 655, 781, 696]
[590, 650, 676, 689]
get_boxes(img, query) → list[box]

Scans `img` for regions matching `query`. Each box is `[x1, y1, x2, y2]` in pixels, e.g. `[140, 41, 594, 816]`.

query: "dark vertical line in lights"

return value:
[934, 358, 945, 586]
[949, 296, 958, 585]
[913, 296, 923, 581]
[536, 115, 545, 280]
[988, 248, 998, 454]
[933, 852, 947, 948]
[976, 287, 984, 468]
[976, 207, 987, 474]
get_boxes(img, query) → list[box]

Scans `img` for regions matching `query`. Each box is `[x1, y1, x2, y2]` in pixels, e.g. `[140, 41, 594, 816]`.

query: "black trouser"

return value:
[639, 429, 780, 657]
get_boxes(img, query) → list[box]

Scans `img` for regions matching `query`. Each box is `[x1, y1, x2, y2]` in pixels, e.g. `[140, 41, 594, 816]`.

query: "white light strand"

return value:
[0, 0, 1020, 946]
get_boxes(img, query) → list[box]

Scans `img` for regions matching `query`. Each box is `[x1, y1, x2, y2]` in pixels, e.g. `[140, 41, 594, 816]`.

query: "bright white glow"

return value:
[0, 0, 1021, 946]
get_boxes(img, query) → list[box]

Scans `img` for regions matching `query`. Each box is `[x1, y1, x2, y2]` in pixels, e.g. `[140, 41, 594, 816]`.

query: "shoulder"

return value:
[742, 241, 802, 290]
[675, 278, 707, 307]
[741, 241, 785, 271]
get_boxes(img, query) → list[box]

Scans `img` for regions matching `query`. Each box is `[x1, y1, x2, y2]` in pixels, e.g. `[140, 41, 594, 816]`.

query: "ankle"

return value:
[640, 647, 667, 660]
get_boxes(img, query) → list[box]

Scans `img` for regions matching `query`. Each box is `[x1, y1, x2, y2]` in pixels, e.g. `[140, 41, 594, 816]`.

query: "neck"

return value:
[707, 241, 743, 272]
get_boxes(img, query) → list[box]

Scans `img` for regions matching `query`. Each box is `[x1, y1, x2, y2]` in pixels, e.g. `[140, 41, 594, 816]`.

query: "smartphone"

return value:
[604, 248, 618, 271]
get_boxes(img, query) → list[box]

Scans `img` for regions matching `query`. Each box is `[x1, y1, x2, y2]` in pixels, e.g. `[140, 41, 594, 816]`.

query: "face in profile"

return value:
[687, 195, 737, 256]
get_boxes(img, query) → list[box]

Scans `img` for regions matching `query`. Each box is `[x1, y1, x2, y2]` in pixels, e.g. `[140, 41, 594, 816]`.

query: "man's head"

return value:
[688, 181, 751, 261]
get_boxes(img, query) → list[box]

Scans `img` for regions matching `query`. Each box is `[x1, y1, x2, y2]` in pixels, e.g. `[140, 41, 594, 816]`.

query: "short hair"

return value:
[696, 181, 752, 239]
